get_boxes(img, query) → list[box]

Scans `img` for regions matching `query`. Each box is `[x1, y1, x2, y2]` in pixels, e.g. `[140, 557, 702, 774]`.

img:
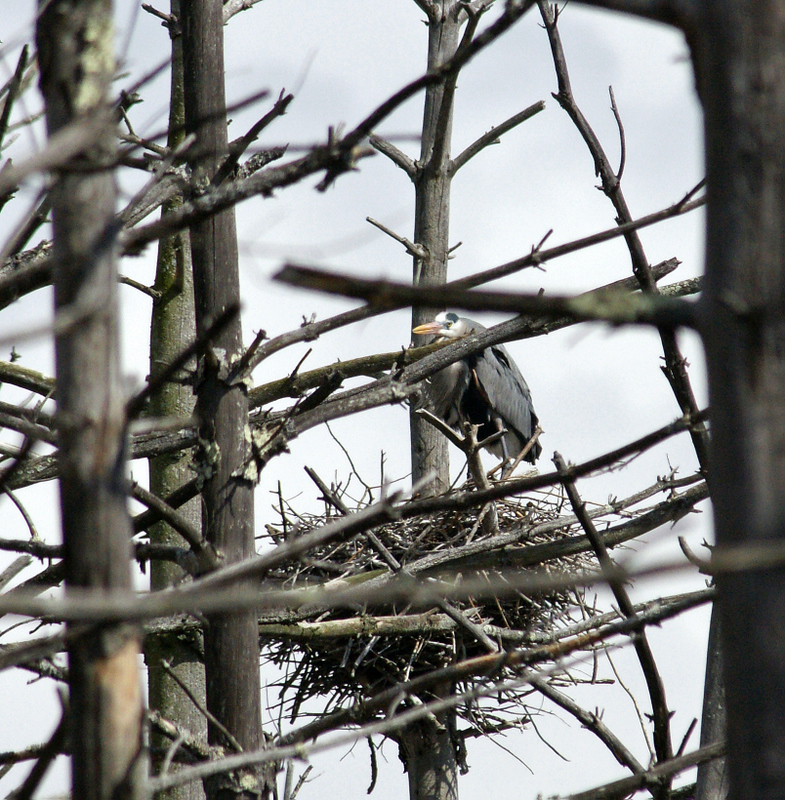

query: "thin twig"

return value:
[212, 89, 292, 187]
[529, 674, 645, 774]
[160, 659, 243, 752]
[451, 100, 546, 173]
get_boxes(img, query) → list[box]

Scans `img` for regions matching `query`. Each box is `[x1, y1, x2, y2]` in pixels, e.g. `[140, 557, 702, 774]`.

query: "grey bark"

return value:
[695, 610, 728, 800]
[410, 0, 462, 496]
[399, 718, 460, 800]
[35, 1, 144, 798]
[404, 4, 466, 799]
[180, 1, 267, 798]
[146, 3, 207, 798]
[693, 3, 785, 799]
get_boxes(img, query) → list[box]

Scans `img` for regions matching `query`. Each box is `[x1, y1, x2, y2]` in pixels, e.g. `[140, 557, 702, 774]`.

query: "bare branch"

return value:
[368, 134, 417, 177]
[274, 262, 698, 329]
[530, 675, 645, 774]
[223, 0, 266, 23]
[212, 89, 293, 187]
[451, 100, 546, 173]
[366, 216, 428, 259]
[247, 259, 685, 410]
[0, 45, 30, 154]
[563, 742, 725, 800]
[554, 452, 673, 769]
[539, 1, 709, 474]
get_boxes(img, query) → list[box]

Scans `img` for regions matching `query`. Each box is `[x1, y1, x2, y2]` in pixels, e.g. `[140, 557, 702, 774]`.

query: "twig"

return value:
[223, 0, 266, 23]
[0, 45, 30, 154]
[3, 487, 39, 540]
[366, 216, 427, 259]
[415, 407, 466, 450]
[368, 135, 417, 177]
[608, 86, 626, 182]
[212, 90, 292, 187]
[160, 659, 243, 752]
[434, 597, 499, 653]
[530, 674, 645, 774]
[451, 100, 546, 173]
[678, 535, 712, 574]
[0, 554, 32, 591]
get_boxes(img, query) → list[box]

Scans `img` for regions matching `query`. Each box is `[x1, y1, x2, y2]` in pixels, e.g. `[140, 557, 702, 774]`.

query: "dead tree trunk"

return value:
[402, 3, 464, 799]
[35, 1, 144, 798]
[409, 0, 462, 496]
[695, 611, 728, 800]
[146, 3, 207, 798]
[181, 1, 266, 798]
[695, 3, 785, 798]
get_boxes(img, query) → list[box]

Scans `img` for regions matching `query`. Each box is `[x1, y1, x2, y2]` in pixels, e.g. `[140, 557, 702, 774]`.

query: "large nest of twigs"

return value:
[259, 477, 599, 730]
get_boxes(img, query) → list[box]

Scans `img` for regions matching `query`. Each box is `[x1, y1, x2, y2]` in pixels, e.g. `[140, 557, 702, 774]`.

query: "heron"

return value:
[412, 312, 542, 466]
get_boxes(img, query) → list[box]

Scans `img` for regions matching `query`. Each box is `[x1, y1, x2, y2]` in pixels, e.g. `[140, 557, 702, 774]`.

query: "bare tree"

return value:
[8, 2, 778, 800]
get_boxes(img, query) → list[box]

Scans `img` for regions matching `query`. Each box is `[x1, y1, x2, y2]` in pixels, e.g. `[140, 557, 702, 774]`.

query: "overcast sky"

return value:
[0, 2, 709, 797]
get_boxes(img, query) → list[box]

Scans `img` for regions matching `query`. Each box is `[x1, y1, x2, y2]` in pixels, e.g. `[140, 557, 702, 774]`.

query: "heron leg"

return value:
[494, 417, 513, 476]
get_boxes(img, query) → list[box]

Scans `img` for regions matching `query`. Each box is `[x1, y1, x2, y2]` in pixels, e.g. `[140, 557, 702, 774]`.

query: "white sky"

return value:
[0, 2, 710, 798]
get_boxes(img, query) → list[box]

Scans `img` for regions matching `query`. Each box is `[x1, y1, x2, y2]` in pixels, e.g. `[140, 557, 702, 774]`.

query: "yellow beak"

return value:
[412, 321, 443, 335]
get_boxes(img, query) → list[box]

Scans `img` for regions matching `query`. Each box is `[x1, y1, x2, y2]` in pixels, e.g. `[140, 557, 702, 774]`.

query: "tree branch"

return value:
[451, 100, 546, 173]
[554, 452, 673, 771]
[274, 262, 698, 329]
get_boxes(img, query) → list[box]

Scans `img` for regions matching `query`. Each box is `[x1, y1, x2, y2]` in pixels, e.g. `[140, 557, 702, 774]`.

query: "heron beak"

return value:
[412, 322, 443, 335]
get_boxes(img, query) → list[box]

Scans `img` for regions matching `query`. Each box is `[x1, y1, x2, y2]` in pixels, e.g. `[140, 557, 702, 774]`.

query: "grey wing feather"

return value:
[474, 344, 541, 458]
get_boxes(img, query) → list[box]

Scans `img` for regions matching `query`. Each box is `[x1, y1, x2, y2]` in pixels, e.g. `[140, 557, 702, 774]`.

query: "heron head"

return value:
[412, 311, 475, 340]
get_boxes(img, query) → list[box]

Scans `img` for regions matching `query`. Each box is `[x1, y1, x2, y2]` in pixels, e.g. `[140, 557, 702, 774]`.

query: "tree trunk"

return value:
[399, 718, 460, 800]
[36, 1, 144, 798]
[695, 610, 728, 800]
[695, 3, 785, 798]
[410, 0, 462, 496]
[146, 3, 207, 797]
[180, 1, 267, 798]
[406, 4, 463, 799]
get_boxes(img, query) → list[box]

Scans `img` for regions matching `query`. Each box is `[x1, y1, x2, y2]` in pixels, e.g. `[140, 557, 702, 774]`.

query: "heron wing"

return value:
[473, 344, 541, 459]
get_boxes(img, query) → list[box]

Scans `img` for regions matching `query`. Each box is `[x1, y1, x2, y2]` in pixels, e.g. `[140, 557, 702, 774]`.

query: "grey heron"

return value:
[413, 312, 542, 465]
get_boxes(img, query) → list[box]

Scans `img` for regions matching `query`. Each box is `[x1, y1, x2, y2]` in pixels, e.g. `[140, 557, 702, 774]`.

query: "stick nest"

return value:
[260, 476, 598, 733]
